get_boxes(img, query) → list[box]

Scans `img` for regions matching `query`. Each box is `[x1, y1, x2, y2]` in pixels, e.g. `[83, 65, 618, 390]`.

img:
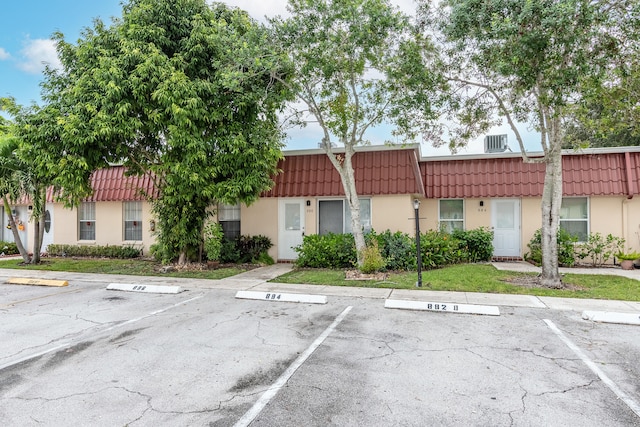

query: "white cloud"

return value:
[0, 47, 10, 60]
[17, 38, 61, 74]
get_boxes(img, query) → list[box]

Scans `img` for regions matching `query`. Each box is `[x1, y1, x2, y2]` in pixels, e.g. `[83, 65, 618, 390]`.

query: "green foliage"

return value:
[419, 230, 465, 269]
[271, 0, 444, 262]
[203, 222, 224, 262]
[574, 233, 625, 266]
[219, 239, 242, 264]
[452, 227, 494, 262]
[526, 229, 577, 267]
[435, 0, 630, 284]
[41, 0, 292, 263]
[359, 240, 386, 274]
[47, 244, 141, 259]
[615, 251, 640, 261]
[296, 228, 493, 270]
[366, 230, 416, 271]
[219, 235, 274, 264]
[0, 241, 19, 255]
[294, 233, 357, 269]
[235, 235, 274, 264]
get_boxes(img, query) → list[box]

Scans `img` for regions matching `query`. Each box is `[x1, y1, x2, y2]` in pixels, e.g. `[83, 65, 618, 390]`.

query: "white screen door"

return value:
[491, 199, 521, 257]
[278, 199, 305, 260]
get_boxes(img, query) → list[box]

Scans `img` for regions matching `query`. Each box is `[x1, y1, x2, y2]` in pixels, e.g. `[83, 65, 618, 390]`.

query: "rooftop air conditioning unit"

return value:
[484, 134, 508, 153]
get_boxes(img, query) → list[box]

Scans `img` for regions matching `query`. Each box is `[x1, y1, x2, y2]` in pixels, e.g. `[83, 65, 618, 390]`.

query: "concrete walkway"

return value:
[1, 261, 639, 314]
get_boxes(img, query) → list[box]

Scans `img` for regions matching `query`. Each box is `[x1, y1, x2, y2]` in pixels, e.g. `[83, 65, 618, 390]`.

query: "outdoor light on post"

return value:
[413, 199, 422, 287]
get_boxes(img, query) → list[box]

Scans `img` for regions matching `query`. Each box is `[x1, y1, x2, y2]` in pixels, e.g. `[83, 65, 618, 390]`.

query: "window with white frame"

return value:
[124, 201, 142, 241]
[78, 202, 95, 240]
[439, 199, 464, 233]
[218, 203, 241, 240]
[560, 197, 588, 241]
[319, 199, 371, 235]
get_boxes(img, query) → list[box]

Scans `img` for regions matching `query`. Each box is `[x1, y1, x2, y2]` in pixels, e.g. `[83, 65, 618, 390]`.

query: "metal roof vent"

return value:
[484, 134, 508, 153]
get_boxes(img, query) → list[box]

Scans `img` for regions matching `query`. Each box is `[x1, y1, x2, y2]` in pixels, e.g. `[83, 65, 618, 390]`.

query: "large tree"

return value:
[0, 99, 50, 264]
[270, 0, 442, 264]
[565, 1, 640, 148]
[42, 0, 291, 263]
[430, 0, 624, 287]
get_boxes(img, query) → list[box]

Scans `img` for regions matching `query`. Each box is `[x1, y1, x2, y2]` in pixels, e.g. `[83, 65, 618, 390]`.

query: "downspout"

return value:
[622, 152, 635, 259]
[624, 152, 634, 200]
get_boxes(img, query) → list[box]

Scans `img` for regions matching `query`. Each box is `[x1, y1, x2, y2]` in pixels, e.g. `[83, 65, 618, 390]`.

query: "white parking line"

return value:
[544, 319, 640, 418]
[234, 305, 353, 427]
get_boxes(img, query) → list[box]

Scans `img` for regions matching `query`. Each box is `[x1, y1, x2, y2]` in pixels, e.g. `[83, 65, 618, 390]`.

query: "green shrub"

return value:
[203, 222, 224, 261]
[47, 244, 142, 259]
[366, 230, 416, 271]
[220, 238, 241, 263]
[235, 235, 273, 263]
[574, 233, 625, 267]
[0, 241, 19, 255]
[525, 228, 577, 267]
[219, 235, 273, 264]
[452, 227, 494, 262]
[419, 230, 465, 269]
[294, 233, 357, 268]
[359, 240, 386, 273]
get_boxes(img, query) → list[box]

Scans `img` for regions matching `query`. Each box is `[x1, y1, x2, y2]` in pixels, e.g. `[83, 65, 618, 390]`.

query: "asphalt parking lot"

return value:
[1, 270, 639, 427]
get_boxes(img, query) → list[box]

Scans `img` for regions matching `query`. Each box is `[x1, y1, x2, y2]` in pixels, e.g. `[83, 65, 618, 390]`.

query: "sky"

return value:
[0, 0, 541, 156]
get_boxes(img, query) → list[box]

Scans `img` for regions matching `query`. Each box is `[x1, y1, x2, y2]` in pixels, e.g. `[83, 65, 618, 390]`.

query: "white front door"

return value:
[278, 199, 305, 260]
[491, 199, 521, 257]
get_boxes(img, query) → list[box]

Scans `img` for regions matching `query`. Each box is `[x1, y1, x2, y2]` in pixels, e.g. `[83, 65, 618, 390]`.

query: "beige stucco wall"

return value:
[45, 194, 640, 262]
[591, 196, 640, 253]
[52, 201, 156, 255]
[241, 198, 279, 260]
[371, 195, 420, 234]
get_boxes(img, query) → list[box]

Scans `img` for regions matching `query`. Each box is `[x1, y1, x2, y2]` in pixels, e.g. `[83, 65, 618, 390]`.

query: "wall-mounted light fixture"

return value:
[149, 220, 156, 232]
[306, 200, 311, 207]
[479, 201, 484, 207]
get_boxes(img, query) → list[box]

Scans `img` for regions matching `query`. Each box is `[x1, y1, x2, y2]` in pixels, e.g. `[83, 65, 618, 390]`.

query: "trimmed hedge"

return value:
[47, 244, 142, 259]
[294, 233, 357, 269]
[0, 241, 19, 255]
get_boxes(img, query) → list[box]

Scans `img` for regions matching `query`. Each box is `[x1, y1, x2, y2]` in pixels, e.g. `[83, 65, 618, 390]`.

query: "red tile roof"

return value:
[422, 150, 640, 198]
[16, 147, 637, 205]
[264, 148, 425, 197]
[85, 167, 157, 202]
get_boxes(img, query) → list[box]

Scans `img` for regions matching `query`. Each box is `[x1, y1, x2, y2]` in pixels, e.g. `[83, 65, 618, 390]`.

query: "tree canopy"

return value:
[40, 0, 292, 263]
[430, 0, 627, 287]
[271, 0, 443, 263]
[0, 98, 51, 263]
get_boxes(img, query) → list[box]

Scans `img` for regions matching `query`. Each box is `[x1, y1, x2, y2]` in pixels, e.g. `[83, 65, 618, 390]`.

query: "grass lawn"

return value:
[0, 258, 638, 301]
[0, 258, 248, 280]
[273, 264, 640, 301]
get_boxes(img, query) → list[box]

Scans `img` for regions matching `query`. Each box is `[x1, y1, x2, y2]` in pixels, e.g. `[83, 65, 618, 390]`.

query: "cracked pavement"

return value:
[1, 277, 639, 426]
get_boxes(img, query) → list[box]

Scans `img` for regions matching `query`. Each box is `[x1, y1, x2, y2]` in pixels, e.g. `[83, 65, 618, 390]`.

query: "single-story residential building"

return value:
[3, 144, 640, 263]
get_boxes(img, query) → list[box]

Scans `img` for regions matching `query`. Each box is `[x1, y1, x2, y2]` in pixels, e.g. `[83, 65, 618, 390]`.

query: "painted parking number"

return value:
[425, 303, 459, 312]
[133, 285, 147, 291]
[265, 293, 282, 300]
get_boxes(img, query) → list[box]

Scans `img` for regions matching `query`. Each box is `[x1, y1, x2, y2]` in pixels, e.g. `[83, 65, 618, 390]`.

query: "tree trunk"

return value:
[3, 196, 30, 263]
[178, 251, 187, 265]
[324, 145, 367, 266]
[31, 216, 42, 264]
[540, 125, 563, 288]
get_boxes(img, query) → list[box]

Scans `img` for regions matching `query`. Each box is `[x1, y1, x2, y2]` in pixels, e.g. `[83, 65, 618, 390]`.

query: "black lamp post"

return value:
[413, 199, 422, 287]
